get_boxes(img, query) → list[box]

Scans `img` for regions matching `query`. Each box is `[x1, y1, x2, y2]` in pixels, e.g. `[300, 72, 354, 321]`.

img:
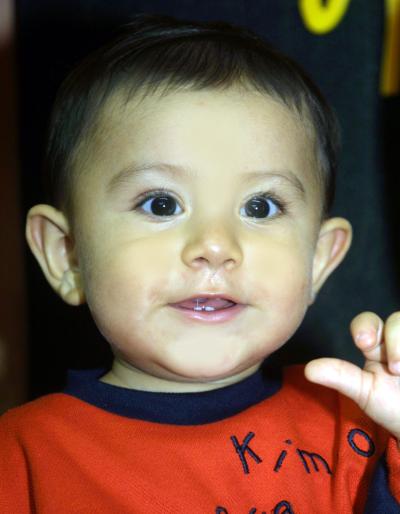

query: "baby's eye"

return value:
[137, 193, 183, 217]
[240, 195, 281, 219]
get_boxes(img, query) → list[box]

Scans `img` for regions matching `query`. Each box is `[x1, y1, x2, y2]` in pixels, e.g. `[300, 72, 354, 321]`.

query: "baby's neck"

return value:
[99, 358, 260, 393]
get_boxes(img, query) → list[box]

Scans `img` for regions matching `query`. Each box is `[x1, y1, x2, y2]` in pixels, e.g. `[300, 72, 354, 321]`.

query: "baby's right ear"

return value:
[25, 204, 85, 306]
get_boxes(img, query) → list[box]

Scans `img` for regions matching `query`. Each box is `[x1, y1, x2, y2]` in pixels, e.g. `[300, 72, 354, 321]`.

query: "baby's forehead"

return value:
[95, 87, 316, 143]
[78, 88, 321, 198]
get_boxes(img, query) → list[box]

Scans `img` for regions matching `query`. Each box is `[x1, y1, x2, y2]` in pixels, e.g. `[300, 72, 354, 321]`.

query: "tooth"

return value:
[192, 305, 216, 312]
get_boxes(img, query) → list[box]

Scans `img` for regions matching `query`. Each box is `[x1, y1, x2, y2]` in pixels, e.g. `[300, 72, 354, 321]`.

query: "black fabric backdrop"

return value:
[16, 0, 400, 399]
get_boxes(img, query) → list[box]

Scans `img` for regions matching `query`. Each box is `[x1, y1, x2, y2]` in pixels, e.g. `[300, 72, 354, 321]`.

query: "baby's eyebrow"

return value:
[106, 162, 194, 193]
[106, 161, 306, 199]
[241, 170, 306, 198]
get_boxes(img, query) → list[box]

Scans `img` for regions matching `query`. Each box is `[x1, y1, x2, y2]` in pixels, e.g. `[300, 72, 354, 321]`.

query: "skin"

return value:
[26, 88, 400, 441]
[306, 312, 400, 442]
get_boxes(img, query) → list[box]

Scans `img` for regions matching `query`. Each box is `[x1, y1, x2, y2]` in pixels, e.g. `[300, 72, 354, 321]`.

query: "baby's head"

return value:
[26, 15, 352, 391]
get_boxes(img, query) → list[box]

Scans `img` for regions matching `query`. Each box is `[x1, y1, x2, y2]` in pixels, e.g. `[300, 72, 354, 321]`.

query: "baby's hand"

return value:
[305, 312, 400, 441]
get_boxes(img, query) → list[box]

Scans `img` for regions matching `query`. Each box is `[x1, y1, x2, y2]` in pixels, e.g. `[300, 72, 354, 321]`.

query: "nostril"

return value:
[192, 256, 209, 266]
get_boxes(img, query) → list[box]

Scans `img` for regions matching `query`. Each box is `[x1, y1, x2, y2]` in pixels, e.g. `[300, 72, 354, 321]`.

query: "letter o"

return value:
[347, 428, 376, 458]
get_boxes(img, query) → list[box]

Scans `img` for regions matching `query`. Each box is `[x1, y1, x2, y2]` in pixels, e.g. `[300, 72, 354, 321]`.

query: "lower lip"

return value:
[169, 303, 246, 323]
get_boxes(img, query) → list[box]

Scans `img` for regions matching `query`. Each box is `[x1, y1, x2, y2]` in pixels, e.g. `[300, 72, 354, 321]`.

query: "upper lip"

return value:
[171, 293, 241, 305]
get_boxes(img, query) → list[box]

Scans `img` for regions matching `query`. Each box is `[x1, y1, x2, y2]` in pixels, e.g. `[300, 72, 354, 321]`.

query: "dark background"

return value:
[15, 0, 400, 399]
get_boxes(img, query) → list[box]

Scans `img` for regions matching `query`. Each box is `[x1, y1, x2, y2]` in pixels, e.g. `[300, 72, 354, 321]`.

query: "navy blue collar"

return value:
[63, 363, 282, 425]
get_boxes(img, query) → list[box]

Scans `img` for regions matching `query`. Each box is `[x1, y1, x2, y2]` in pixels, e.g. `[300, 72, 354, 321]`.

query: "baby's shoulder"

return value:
[0, 392, 78, 436]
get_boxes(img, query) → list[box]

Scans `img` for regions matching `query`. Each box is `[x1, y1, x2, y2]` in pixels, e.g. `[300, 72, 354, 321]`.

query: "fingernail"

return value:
[355, 330, 376, 347]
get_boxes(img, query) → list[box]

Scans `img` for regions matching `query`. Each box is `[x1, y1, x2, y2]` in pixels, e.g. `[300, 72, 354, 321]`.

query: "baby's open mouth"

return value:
[172, 297, 237, 312]
[169, 294, 245, 323]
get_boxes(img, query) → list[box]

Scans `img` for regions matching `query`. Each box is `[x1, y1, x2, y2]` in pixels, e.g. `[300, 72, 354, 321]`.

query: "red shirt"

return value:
[0, 365, 398, 513]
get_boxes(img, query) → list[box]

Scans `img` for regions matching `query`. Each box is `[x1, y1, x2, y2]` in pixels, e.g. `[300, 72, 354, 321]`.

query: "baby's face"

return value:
[71, 88, 324, 390]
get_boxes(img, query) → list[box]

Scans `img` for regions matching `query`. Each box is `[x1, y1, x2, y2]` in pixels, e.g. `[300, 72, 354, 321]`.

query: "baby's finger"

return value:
[350, 311, 385, 363]
[384, 312, 400, 375]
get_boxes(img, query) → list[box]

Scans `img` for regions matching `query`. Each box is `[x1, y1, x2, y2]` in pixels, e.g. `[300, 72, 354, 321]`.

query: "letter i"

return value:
[274, 440, 292, 472]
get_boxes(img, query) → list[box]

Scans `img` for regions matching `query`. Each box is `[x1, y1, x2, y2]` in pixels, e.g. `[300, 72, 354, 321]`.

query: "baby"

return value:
[1, 14, 400, 513]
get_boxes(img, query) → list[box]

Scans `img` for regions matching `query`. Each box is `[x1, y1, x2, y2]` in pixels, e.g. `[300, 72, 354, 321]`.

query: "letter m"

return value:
[296, 448, 332, 475]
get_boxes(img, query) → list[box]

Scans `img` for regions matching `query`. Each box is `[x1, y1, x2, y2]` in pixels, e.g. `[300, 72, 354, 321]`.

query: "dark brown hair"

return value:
[44, 13, 339, 217]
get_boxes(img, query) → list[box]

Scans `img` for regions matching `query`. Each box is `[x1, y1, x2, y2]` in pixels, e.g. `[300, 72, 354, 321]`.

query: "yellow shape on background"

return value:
[381, 0, 400, 96]
[298, 0, 351, 34]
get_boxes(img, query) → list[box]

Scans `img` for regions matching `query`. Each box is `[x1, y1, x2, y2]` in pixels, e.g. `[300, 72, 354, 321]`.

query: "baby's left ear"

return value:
[310, 217, 352, 302]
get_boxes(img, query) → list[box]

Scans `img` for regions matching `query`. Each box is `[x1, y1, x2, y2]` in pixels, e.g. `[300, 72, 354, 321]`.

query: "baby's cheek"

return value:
[253, 263, 312, 339]
[255, 245, 311, 287]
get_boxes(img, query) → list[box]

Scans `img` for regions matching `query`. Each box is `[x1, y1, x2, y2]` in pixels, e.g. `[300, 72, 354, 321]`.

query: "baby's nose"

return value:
[181, 221, 243, 271]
